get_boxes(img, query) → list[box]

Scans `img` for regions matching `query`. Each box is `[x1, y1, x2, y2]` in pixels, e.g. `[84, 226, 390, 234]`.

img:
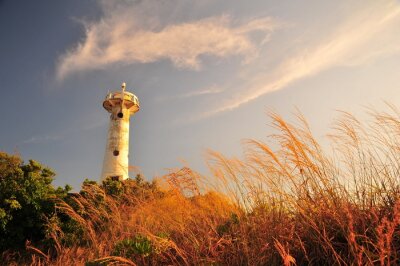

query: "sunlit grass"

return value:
[5, 106, 400, 265]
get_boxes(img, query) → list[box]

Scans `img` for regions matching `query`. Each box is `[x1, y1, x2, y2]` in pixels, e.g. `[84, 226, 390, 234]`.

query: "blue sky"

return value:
[1, 0, 400, 189]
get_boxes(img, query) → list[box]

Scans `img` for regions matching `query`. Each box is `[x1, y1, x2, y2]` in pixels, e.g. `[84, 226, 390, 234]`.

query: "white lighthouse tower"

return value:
[100, 83, 140, 181]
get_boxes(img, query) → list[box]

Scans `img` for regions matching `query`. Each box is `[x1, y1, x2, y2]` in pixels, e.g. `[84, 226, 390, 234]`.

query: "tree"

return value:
[0, 152, 70, 251]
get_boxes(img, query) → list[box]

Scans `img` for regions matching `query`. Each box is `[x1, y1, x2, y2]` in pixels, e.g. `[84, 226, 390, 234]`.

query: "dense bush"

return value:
[0, 152, 70, 251]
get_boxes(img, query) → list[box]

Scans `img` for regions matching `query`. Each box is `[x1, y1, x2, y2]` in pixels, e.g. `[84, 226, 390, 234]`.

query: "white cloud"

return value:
[157, 85, 223, 102]
[22, 134, 63, 145]
[179, 85, 223, 98]
[56, 1, 278, 80]
[199, 0, 400, 118]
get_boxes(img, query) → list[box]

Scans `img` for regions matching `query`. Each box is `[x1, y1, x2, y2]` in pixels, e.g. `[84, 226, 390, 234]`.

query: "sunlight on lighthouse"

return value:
[100, 82, 140, 181]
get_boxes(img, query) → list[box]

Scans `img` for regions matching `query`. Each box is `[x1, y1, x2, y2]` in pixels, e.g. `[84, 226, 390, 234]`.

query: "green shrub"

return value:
[0, 152, 70, 251]
[113, 235, 154, 258]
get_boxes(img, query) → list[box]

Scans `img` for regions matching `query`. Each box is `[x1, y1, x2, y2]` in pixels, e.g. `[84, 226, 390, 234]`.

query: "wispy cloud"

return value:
[179, 85, 223, 98]
[56, 0, 278, 80]
[157, 85, 223, 102]
[22, 134, 63, 145]
[199, 0, 400, 118]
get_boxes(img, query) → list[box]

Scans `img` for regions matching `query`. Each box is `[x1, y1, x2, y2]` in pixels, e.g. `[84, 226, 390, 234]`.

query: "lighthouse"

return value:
[100, 83, 140, 181]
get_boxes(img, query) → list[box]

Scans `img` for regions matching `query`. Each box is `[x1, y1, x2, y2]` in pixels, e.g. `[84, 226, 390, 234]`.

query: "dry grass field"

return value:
[4, 106, 400, 265]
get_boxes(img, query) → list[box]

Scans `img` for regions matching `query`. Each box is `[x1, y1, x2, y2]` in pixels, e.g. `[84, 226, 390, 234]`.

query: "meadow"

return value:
[2, 106, 400, 265]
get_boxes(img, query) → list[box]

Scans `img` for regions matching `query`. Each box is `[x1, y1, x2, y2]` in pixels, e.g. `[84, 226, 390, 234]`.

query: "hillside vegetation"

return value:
[2, 107, 400, 265]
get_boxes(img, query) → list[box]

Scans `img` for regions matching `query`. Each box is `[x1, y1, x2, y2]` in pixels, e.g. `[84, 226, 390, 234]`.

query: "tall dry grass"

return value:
[4, 106, 400, 265]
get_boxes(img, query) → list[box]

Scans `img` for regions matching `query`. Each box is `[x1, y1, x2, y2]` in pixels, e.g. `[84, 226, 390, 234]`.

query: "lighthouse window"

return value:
[117, 112, 123, 118]
[113, 150, 120, 156]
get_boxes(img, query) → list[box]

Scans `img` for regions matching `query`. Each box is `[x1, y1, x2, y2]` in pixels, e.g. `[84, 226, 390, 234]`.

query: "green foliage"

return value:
[217, 213, 240, 236]
[80, 179, 105, 204]
[58, 216, 87, 246]
[0, 152, 70, 251]
[82, 178, 98, 186]
[113, 235, 154, 258]
[123, 174, 164, 200]
[102, 177, 124, 197]
[100, 174, 163, 199]
[84, 260, 108, 266]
